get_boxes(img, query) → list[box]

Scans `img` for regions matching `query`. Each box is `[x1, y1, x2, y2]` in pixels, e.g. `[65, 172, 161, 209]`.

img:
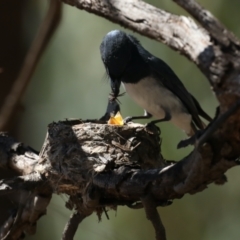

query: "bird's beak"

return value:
[111, 79, 121, 98]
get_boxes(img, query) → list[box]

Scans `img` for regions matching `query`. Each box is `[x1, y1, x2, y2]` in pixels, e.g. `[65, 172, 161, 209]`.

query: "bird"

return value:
[100, 30, 212, 138]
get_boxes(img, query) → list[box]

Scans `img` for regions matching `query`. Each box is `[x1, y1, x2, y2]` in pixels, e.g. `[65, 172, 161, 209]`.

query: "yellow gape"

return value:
[107, 112, 124, 125]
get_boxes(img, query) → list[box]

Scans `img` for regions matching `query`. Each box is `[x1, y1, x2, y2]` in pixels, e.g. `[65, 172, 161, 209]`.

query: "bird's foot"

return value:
[177, 130, 204, 149]
[145, 121, 156, 128]
[145, 121, 161, 135]
[124, 116, 133, 124]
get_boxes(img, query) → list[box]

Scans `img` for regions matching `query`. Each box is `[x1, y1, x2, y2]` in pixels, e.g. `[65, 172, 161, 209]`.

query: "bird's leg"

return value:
[176, 121, 203, 148]
[177, 128, 203, 149]
[124, 110, 152, 123]
[144, 112, 171, 135]
[125, 110, 171, 125]
[147, 111, 171, 126]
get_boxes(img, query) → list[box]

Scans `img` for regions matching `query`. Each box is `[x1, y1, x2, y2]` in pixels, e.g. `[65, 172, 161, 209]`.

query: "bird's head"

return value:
[100, 30, 134, 97]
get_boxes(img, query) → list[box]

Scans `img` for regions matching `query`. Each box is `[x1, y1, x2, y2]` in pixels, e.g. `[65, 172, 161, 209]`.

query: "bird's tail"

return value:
[189, 120, 206, 137]
[188, 123, 197, 137]
[191, 94, 213, 122]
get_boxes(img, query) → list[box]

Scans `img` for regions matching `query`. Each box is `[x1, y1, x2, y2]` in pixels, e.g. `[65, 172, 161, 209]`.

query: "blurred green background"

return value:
[8, 0, 240, 239]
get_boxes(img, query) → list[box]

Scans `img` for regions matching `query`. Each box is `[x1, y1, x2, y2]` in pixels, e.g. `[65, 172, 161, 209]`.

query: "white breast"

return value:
[123, 77, 192, 135]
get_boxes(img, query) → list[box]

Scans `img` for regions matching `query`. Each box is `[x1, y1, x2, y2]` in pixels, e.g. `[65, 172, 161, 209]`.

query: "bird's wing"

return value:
[147, 54, 206, 129]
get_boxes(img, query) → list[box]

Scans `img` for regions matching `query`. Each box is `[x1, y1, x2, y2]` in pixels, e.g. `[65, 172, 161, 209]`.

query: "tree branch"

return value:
[0, 0, 62, 131]
[0, 112, 239, 239]
[61, 0, 240, 90]
[0, 173, 44, 196]
[173, 0, 240, 47]
[0, 134, 52, 239]
[62, 0, 212, 68]
[62, 212, 88, 240]
[141, 194, 166, 240]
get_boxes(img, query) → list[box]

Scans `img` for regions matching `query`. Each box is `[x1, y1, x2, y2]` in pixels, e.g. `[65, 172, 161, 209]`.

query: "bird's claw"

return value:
[124, 116, 133, 124]
[145, 121, 161, 135]
[177, 130, 204, 149]
[145, 121, 156, 128]
[177, 138, 195, 149]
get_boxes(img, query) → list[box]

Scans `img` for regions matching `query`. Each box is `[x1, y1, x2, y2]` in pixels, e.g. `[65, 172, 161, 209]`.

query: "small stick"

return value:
[62, 212, 87, 240]
[141, 194, 166, 240]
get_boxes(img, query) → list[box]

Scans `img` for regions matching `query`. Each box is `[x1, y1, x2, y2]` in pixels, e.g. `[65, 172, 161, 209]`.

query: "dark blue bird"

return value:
[100, 30, 212, 136]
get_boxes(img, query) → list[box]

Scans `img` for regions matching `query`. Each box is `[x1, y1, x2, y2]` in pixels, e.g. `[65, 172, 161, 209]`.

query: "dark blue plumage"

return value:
[100, 30, 212, 136]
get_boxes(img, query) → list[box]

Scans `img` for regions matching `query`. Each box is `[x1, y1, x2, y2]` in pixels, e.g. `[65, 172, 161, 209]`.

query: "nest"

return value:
[39, 120, 165, 194]
[37, 120, 166, 216]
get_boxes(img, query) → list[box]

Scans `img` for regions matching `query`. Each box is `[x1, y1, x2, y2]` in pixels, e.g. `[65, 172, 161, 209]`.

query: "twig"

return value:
[141, 194, 166, 240]
[0, 0, 62, 130]
[62, 212, 87, 240]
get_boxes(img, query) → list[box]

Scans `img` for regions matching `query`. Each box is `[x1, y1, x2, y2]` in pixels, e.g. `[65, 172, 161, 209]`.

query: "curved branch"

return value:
[173, 0, 240, 47]
[61, 0, 240, 89]
[62, 0, 212, 67]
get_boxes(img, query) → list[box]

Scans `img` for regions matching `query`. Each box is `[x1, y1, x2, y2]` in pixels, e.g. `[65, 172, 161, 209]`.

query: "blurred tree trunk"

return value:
[0, 0, 26, 227]
[0, 0, 27, 132]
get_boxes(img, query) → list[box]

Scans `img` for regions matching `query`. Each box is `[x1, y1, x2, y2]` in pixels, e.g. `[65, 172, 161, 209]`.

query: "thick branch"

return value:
[39, 120, 239, 202]
[0, 191, 52, 240]
[173, 0, 240, 47]
[0, 173, 42, 195]
[62, 0, 240, 90]
[0, 116, 239, 239]
[0, 134, 52, 239]
[62, 0, 211, 67]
